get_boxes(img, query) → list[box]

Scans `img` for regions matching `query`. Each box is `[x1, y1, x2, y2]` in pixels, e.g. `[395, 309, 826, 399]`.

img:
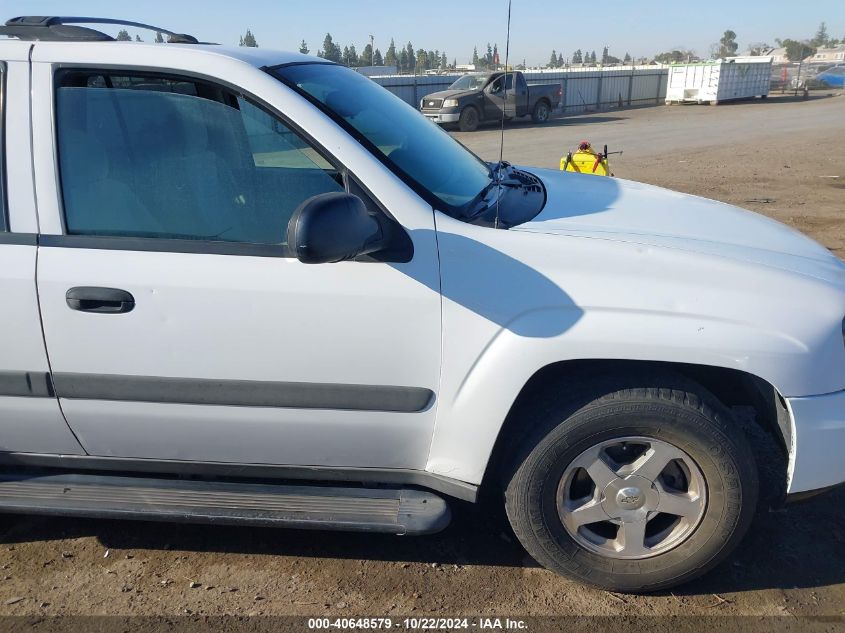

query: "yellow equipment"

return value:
[560, 141, 620, 177]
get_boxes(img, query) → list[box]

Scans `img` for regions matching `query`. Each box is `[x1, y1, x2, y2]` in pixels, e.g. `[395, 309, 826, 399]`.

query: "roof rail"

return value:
[0, 16, 200, 44]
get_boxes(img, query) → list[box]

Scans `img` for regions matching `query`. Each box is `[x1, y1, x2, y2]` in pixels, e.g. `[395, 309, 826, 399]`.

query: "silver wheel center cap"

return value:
[616, 486, 645, 509]
[601, 475, 660, 522]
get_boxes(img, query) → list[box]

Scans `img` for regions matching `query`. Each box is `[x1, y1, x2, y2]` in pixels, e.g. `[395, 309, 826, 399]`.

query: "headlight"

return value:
[443, 98, 459, 108]
[420, 99, 425, 109]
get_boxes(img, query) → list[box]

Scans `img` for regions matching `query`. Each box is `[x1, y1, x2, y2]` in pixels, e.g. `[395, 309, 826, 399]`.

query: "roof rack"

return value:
[0, 16, 200, 44]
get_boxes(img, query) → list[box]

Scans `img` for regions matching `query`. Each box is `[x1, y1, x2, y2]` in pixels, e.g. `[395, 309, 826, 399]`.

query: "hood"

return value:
[512, 168, 845, 286]
[422, 89, 476, 102]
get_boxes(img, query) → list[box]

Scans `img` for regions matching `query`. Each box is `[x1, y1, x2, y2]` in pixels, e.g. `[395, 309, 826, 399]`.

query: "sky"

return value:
[2, 0, 843, 66]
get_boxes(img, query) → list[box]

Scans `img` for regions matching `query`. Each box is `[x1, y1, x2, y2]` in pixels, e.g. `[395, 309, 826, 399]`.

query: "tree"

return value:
[717, 29, 738, 58]
[319, 33, 341, 62]
[440, 53, 448, 70]
[384, 39, 398, 68]
[781, 39, 816, 62]
[812, 22, 830, 47]
[601, 46, 609, 64]
[623, 52, 632, 63]
[472, 46, 480, 67]
[572, 49, 583, 64]
[558, 53, 564, 67]
[653, 49, 694, 64]
[405, 42, 416, 73]
[299, 40, 309, 54]
[374, 48, 384, 66]
[155, 31, 164, 43]
[116, 29, 131, 41]
[589, 50, 597, 64]
[239, 29, 258, 48]
[549, 50, 559, 68]
[416, 49, 428, 71]
[348, 44, 359, 66]
[485, 43, 493, 68]
[399, 48, 409, 73]
[361, 44, 373, 65]
[135, 35, 142, 42]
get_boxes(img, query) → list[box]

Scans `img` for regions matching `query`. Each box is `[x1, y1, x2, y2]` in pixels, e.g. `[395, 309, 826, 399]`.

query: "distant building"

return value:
[455, 64, 476, 72]
[763, 47, 789, 64]
[807, 45, 845, 64]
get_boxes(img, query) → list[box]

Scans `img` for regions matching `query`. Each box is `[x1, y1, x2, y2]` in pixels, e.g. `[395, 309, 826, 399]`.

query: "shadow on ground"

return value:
[0, 412, 840, 597]
[459, 114, 628, 133]
[713, 91, 841, 105]
[0, 475, 842, 596]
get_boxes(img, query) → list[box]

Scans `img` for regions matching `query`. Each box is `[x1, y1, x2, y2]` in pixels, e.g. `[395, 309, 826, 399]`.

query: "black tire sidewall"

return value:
[532, 101, 550, 123]
[506, 391, 757, 591]
[459, 107, 479, 132]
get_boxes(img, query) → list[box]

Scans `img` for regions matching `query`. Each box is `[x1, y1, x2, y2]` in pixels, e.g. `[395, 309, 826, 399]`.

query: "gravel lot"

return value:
[1, 91, 844, 623]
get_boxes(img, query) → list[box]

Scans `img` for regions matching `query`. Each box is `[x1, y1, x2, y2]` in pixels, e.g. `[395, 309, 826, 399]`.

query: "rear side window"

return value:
[54, 71, 343, 247]
[0, 62, 7, 232]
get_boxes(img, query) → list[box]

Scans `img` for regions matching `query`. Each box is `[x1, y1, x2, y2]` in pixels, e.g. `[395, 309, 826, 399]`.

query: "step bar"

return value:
[0, 472, 451, 535]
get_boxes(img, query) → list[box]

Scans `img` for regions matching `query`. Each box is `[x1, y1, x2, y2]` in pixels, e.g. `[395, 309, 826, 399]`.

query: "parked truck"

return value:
[420, 71, 562, 131]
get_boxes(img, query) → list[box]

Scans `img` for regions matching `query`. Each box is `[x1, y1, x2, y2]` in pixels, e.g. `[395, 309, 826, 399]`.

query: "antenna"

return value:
[494, 0, 512, 229]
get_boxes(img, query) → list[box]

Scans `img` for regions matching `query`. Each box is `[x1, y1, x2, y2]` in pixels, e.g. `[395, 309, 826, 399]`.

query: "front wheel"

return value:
[531, 100, 551, 123]
[504, 380, 758, 592]
[458, 107, 480, 132]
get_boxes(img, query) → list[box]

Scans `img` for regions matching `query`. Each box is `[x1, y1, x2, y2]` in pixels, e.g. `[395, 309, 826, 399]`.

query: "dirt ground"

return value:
[1, 92, 844, 622]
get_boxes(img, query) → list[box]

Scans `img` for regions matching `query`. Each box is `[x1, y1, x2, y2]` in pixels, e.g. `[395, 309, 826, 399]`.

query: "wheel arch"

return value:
[480, 358, 791, 491]
[458, 103, 481, 131]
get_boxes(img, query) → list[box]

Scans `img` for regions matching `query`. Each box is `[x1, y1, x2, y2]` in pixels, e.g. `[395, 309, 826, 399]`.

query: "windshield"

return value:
[448, 74, 491, 91]
[272, 63, 491, 211]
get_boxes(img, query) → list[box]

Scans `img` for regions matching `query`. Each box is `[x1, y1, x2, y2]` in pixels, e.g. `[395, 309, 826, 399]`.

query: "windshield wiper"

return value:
[461, 161, 524, 221]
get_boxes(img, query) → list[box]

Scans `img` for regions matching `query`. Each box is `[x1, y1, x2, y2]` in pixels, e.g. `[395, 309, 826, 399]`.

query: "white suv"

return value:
[1, 17, 844, 593]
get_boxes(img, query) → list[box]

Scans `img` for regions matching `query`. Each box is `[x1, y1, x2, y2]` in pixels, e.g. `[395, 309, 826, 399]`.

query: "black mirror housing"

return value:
[288, 192, 383, 264]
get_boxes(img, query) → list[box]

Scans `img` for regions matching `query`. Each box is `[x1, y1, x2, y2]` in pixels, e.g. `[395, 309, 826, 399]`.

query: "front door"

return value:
[34, 67, 442, 469]
[484, 74, 517, 119]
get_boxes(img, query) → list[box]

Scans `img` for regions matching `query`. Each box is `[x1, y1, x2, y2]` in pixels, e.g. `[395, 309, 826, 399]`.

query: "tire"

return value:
[458, 107, 480, 132]
[503, 375, 758, 592]
[531, 100, 551, 124]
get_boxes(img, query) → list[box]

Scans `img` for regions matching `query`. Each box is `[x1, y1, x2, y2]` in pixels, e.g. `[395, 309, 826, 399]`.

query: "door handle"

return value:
[66, 287, 135, 314]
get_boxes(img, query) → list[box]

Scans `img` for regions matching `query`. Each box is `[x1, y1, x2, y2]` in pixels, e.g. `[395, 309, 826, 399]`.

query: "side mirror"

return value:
[287, 192, 384, 264]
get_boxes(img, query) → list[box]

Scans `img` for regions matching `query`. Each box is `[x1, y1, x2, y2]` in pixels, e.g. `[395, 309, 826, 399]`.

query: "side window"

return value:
[490, 75, 513, 93]
[0, 62, 6, 232]
[55, 71, 344, 246]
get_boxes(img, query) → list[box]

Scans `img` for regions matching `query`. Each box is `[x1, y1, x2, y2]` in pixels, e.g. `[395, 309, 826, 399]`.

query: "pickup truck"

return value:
[1, 15, 845, 594]
[420, 71, 562, 131]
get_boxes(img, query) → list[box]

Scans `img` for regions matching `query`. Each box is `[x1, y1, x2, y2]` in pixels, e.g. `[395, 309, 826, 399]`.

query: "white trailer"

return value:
[665, 57, 772, 104]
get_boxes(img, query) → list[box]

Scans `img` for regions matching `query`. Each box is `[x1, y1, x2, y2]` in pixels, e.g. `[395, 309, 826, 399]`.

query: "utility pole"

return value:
[369, 34, 375, 65]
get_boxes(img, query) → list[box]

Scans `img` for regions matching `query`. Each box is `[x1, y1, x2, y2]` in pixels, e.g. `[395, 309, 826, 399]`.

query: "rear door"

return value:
[30, 53, 442, 469]
[0, 42, 84, 456]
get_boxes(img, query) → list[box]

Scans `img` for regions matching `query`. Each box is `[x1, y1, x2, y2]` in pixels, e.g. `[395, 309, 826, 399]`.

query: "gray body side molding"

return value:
[51, 373, 434, 413]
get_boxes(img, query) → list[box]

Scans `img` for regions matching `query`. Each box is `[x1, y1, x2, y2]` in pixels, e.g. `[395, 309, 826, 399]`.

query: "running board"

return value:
[0, 472, 451, 535]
